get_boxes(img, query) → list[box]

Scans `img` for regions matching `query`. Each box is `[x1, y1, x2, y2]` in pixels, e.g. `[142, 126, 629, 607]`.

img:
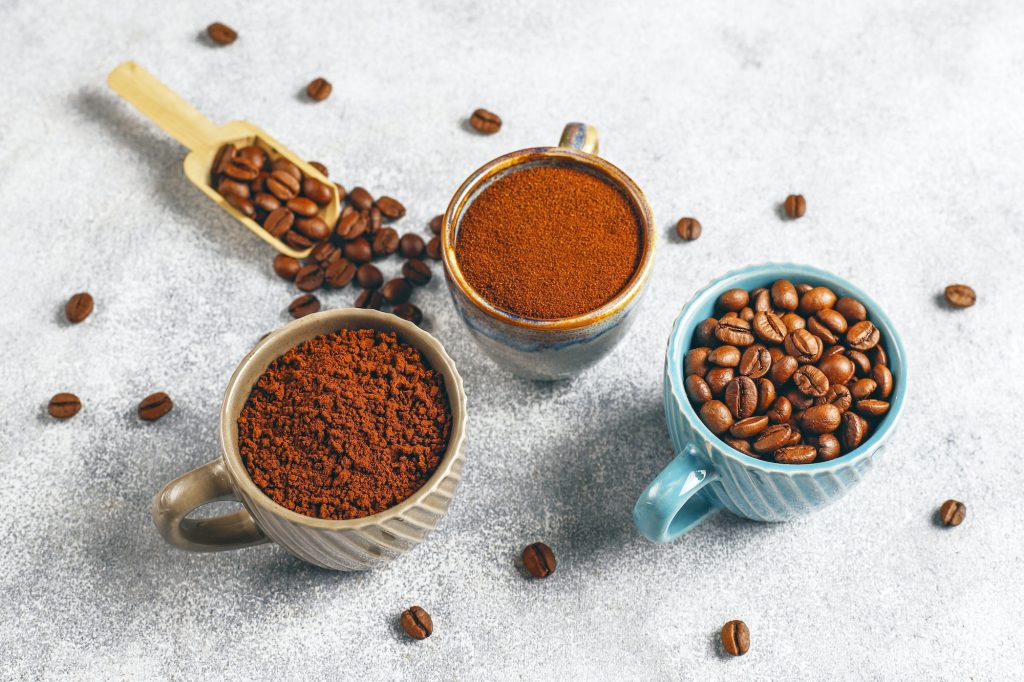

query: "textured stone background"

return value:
[2, 1, 1023, 679]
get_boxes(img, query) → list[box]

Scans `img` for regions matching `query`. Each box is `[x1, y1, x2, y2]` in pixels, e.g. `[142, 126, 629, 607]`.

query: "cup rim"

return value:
[666, 262, 909, 473]
[217, 309, 468, 530]
[441, 145, 657, 331]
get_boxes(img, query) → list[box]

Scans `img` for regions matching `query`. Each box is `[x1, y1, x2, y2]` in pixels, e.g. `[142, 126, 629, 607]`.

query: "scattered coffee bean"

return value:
[676, 217, 701, 241]
[783, 194, 806, 219]
[399, 233, 425, 259]
[306, 77, 332, 102]
[381, 278, 412, 305]
[65, 292, 94, 323]
[522, 542, 556, 578]
[288, 294, 321, 318]
[354, 289, 384, 310]
[325, 259, 357, 288]
[400, 606, 433, 640]
[429, 214, 443, 235]
[344, 238, 373, 264]
[348, 187, 373, 211]
[373, 228, 400, 257]
[48, 392, 81, 419]
[402, 259, 432, 286]
[721, 620, 750, 656]
[392, 303, 423, 326]
[425, 236, 442, 261]
[138, 392, 173, 421]
[273, 254, 301, 280]
[295, 264, 324, 292]
[375, 196, 406, 220]
[285, 230, 313, 250]
[206, 22, 237, 45]
[310, 242, 341, 267]
[356, 263, 384, 290]
[939, 499, 966, 527]
[944, 284, 976, 308]
[469, 108, 502, 134]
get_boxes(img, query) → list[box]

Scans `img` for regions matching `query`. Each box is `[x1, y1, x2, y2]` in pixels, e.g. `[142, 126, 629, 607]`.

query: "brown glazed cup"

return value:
[151, 309, 468, 571]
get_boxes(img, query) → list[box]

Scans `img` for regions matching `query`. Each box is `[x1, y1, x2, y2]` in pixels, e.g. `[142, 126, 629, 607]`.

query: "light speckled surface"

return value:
[2, 1, 1023, 679]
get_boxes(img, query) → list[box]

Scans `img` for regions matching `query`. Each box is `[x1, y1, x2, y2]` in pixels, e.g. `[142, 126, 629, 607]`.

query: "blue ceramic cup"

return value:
[634, 263, 909, 542]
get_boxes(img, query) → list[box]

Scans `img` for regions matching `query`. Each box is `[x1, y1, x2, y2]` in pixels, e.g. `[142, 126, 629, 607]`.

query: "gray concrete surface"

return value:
[2, 1, 1023, 679]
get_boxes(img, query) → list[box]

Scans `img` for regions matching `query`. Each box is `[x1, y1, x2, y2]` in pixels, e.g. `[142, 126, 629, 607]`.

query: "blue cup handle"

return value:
[633, 444, 722, 542]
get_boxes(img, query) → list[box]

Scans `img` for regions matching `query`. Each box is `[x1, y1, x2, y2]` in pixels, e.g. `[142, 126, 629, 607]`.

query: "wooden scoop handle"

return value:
[107, 61, 221, 152]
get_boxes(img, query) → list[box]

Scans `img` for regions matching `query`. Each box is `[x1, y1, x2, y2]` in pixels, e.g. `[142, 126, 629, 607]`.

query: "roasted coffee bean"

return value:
[705, 367, 734, 398]
[739, 307, 754, 322]
[770, 354, 799, 384]
[251, 171, 269, 194]
[846, 349, 872, 376]
[708, 345, 741, 367]
[944, 284, 976, 308]
[295, 217, 330, 242]
[739, 345, 772, 378]
[380, 278, 412, 304]
[367, 206, 382, 234]
[273, 254, 301, 280]
[872, 364, 893, 399]
[355, 263, 384, 290]
[834, 297, 867, 323]
[823, 384, 853, 413]
[854, 399, 890, 417]
[334, 182, 347, 201]
[285, 230, 313, 250]
[724, 437, 755, 456]
[469, 108, 502, 133]
[65, 292, 94, 323]
[796, 283, 813, 295]
[800, 404, 841, 435]
[429, 214, 443, 235]
[392, 303, 423, 326]
[754, 423, 793, 453]
[676, 217, 701, 241]
[254, 192, 281, 214]
[850, 378, 877, 401]
[306, 77, 332, 101]
[818, 354, 855, 387]
[206, 22, 237, 45]
[784, 329, 823, 363]
[757, 378, 776, 411]
[786, 388, 815, 411]
[399, 233, 425, 259]
[139, 392, 173, 421]
[267, 170, 300, 201]
[694, 318, 718, 346]
[782, 312, 806, 331]
[840, 411, 868, 451]
[211, 143, 236, 181]
[223, 155, 259, 181]
[402, 259, 432, 286]
[48, 392, 81, 419]
[730, 415, 770, 439]
[225, 193, 256, 218]
[699, 400, 734, 435]
[522, 542, 556, 578]
[335, 210, 366, 240]
[325, 258, 357, 288]
[721, 620, 749, 657]
[287, 197, 319, 218]
[372, 228, 400, 257]
[771, 279, 799, 311]
[753, 311, 787, 344]
[425, 236, 442, 261]
[302, 177, 333, 206]
[783, 194, 806, 218]
[724, 376, 758, 419]
[814, 433, 841, 461]
[264, 207, 294, 237]
[685, 375, 713, 405]
[715, 317, 755, 346]
[846, 320, 880, 350]
[939, 499, 966, 527]
[348, 186, 373, 211]
[717, 288, 749, 312]
[793, 365, 829, 398]
[767, 397, 792, 424]
[344, 238, 373, 264]
[310, 242, 341, 267]
[217, 177, 250, 199]
[375, 196, 406, 220]
[805, 316, 837, 345]
[288, 294, 320, 318]
[400, 606, 433, 640]
[308, 161, 329, 177]
[785, 425, 803, 446]
[684, 348, 710, 376]
[798, 286, 837, 315]
[775, 444, 816, 464]
[295, 264, 324, 292]
[752, 288, 771, 312]
[354, 288, 384, 310]
[272, 158, 302, 181]
[871, 344, 888, 367]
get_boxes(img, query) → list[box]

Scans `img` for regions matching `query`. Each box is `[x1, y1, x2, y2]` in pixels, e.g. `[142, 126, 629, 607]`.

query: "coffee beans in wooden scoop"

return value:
[721, 620, 750, 656]
[48, 392, 81, 419]
[138, 392, 173, 421]
[522, 542, 556, 578]
[65, 292, 94, 323]
[400, 606, 433, 640]
[939, 499, 966, 527]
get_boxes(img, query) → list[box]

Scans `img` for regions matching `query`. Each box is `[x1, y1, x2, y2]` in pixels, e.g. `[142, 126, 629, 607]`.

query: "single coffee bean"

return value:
[871, 344, 888, 367]
[717, 288, 749, 313]
[798, 286, 837, 315]
[267, 170, 300, 201]
[693, 318, 718, 346]
[65, 292, 94, 323]
[783, 194, 806, 218]
[816, 308, 848, 335]
[685, 375, 713, 405]
[794, 365, 830, 398]
[850, 378, 878, 401]
[302, 177, 333, 206]
[372, 228, 400, 257]
[786, 387, 816, 411]
[308, 161, 328, 177]
[222, 155, 259, 182]
[380, 278, 412, 305]
[840, 411, 868, 452]
[295, 264, 324, 292]
[325, 258, 357, 288]
[284, 230, 313, 250]
[724, 376, 758, 419]
[367, 207, 382, 234]
[800, 403, 841, 435]
[754, 423, 793, 453]
[814, 433, 841, 461]
[356, 263, 384, 290]
[522, 541, 556, 578]
[796, 283, 813, 295]
[784, 329, 823, 363]
[823, 384, 853, 413]
[400, 606, 433, 640]
[206, 22, 237, 45]
[469, 108, 502, 133]
[425, 236, 442, 261]
[354, 288, 384, 310]
[676, 217, 701, 241]
[705, 367, 734, 398]
[398, 233, 425, 259]
[334, 182, 347, 201]
[402, 259, 432, 286]
[770, 354, 799, 384]
[272, 157, 302, 181]
[392, 303, 423, 326]
[306, 77, 332, 101]
[48, 392, 81, 419]
[254, 192, 281, 214]
[775, 444, 816, 464]
[752, 311, 787, 344]
[730, 415, 770, 439]
[210, 143, 236, 181]
[872, 364, 893, 399]
[782, 312, 806, 331]
[295, 217, 330, 242]
[429, 214, 443, 235]
[348, 186, 374, 211]
[138, 392, 173, 421]
[237, 145, 267, 171]
[739, 307, 754, 322]
[771, 279, 799, 311]
[708, 345, 741, 367]
[757, 378, 776, 412]
[225, 193, 256, 218]
[818, 354, 855, 387]
[939, 499, 966, 527]
[749, 288, 770, 313]
[250, 171, 269, 194]
[375, 196, 406, 220]
[739, 345, 772, 378]
[854, 399, 890, 417]
[264, 207, 295, 237]
[834, 297, 867, 323]
[846, 320, 880, 350]
[715, 317, 755, 347]
[767, 396, 792, 424]
[217, 177, 250, 199]
[310, 242, 341, 267]
[335, 210, 365, 240]
[273, 254, 301, 280]
[724, 437, 756, 456]
[721, 620, 750, 656]
[344, 238, 373, 264]
[288, 294, 321, 318]
[806, 316, 838, 346]
[699, 400, 734, 435]
[684, 348, 710, 376]
[944, 284, 976, 308]
[844, 350, 870, 376]
[287, 197, 319, 218]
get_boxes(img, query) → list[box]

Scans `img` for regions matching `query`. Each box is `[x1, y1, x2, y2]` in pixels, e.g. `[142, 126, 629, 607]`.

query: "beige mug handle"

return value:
[559, 122, 599, 155]
[152, 459, 268, 552]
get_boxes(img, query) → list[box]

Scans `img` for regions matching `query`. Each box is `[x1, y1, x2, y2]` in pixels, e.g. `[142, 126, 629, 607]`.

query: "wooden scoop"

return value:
[107, 60, 339, 259]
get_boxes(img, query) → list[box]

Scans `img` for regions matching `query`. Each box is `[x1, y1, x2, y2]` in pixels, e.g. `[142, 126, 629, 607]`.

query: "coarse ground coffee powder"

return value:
[238, 329, 451, 520]
[455, 164, 641, 319]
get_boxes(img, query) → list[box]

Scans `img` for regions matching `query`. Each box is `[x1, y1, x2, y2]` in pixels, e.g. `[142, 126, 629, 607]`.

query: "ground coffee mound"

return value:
[238, 329, 451, 520]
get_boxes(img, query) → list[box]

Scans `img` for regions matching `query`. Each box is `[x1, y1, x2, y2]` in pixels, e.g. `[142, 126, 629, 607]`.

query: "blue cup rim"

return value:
[666, 262, 909, 474]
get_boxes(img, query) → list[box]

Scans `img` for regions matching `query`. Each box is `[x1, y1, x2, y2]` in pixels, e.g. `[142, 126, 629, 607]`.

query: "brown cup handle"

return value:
[152, 459, 268, 552]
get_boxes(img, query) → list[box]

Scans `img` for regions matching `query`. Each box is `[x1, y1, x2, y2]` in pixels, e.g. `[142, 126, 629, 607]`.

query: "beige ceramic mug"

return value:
[152, 309, 468, 571]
